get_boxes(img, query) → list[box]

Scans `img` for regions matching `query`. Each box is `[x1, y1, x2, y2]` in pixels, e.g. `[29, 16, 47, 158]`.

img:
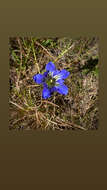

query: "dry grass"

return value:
[9, 37, 99, 131]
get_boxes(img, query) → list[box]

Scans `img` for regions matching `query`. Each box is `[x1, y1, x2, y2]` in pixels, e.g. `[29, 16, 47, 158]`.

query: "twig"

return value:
[42, 100, 59, 108]
[35, 41, 56, 61]
[34, 99, 59, 109]
[26, 84, 40, 88]
[45, 118, 58, 125]
[56, 118, 87, 131]
[44, 116, 54, 129]
[54, 43, 75, 63]
[53, 95, 56, 117]
[35, 109, 41, 126]
[39, 112, 58, 125]
[10, 101, 28, 112]
[12, 116, 26, 125]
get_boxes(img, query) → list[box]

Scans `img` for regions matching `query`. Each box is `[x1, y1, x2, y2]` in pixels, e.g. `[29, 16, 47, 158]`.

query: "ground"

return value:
[9, 37, 99, 131]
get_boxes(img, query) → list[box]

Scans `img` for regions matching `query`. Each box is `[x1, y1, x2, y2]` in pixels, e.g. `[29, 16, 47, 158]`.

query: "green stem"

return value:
[54, 43, 75, 63]
[31, 38, 40, 73]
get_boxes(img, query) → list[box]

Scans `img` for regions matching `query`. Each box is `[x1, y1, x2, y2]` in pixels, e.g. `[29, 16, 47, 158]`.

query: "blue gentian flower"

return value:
[33, 62, 70, 99]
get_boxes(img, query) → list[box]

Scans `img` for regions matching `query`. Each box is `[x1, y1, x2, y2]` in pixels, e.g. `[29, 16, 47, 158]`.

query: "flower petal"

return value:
[59, 69, 70, 79]
[43, 71, 48, 78]
[55, 79, 64, 85]
[43, 82, 48, 88]
[53, 70, 60, 77]
[50, 87, 56, 93]
[42, 87, 51, 99]
[45, 62, 56, 72]
[56, 84, 68, 95]
[33, 74, 44, 84]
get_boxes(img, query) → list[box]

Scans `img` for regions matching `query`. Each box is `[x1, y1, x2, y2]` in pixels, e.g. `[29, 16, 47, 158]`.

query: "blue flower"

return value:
[33, 62, 70, 99]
